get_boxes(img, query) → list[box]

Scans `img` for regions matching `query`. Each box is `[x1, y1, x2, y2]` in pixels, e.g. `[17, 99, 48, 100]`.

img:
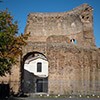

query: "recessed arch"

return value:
[21, 51, 48, 93]
[23, 51, 47, 63]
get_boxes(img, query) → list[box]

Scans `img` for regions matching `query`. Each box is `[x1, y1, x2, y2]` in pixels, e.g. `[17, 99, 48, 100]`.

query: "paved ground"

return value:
[5, 97, 100, 100]
[1, 95, 100, 100]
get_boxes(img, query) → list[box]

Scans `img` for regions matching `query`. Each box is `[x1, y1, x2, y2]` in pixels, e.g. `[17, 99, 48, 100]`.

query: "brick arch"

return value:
[20, 51, 48, 93]
[23, 51, 47, 63]
[22, 42, 47, 58]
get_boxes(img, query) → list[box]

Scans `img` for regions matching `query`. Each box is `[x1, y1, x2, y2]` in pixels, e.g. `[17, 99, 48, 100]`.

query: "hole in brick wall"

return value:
[82, 16, 84, 19]
[70, 39, 77, 44]
[86, 16, 89, 19]
[85, 8, 89, 11]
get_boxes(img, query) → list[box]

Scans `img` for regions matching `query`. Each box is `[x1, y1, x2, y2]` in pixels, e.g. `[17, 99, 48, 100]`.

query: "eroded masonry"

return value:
[0, 4, 100, 95]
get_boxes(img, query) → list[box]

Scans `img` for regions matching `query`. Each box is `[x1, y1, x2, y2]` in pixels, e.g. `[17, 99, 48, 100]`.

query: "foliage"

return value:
[0, 10, 29, 76]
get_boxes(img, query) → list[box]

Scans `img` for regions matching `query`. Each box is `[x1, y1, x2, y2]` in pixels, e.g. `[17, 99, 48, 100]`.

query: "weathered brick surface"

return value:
[47, 44, 100, 94]
[0, 58, 21, 94]
[0, 4, 99, 95]
[25, 4, 95, 47]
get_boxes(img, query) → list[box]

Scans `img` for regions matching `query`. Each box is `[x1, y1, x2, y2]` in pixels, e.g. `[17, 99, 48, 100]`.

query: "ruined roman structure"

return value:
[0, 4, 100, 95]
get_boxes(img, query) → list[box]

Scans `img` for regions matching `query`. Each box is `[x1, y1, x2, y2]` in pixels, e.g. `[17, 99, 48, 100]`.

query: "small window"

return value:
[70, 39, 77, 44]
[37, 62, 42, 72]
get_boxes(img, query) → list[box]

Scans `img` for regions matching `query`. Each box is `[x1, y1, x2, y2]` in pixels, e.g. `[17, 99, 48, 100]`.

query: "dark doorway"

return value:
[36, 79, 43, 92]
[36, 78, 48, 93]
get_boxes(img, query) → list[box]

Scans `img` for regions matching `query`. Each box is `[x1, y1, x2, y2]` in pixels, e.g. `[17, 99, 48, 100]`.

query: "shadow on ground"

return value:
[0, 97, 26, 100]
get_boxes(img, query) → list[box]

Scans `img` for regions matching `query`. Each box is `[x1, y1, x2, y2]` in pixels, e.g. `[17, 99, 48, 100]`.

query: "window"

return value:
[37, 62, 42, 72]
[70, 39, 77, 44]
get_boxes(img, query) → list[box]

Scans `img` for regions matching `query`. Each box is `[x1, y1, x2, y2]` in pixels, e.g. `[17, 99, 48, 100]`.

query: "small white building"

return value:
[23, 54, 48, 93]
[24, 56, 48, 77]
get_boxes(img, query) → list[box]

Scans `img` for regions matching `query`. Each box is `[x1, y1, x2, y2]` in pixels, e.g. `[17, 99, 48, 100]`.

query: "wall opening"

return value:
[36, 78, 48, 93]
[37, 62, 42, 72]
[70, 39, 77, 44]
[21, 52, 48, 94]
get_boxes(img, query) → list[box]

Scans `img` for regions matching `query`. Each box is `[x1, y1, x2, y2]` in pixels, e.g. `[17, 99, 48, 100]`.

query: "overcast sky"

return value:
[0, 0, 100, 47]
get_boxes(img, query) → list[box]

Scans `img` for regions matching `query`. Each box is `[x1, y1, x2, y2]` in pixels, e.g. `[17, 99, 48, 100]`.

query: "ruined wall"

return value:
[0, 4, 99, 95]
[25, 4, 95, 47]
[9, 61, 21, 94]
[22, 3, 99, 95]
[22, 42, 47, 57]
[21, 40, 100, 95]
[47, 43, 100, 95]
[0, 57, 21, 94]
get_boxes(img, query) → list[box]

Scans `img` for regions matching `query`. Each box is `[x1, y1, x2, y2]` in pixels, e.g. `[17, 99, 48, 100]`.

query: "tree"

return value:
[0, 10, 29, 76]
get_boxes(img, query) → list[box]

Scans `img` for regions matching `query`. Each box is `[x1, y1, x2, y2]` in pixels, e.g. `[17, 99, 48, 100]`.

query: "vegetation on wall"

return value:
[0, 10, 29, 76]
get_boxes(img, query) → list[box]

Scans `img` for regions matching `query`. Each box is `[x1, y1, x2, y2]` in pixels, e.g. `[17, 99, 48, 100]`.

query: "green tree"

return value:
[0, 10, 29, 76]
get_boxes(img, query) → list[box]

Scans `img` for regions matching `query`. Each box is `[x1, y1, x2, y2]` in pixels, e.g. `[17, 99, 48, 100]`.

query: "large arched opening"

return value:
[21, 51, 48, 93]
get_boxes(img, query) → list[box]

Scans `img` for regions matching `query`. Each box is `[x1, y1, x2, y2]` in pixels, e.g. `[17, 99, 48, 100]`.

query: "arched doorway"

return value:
[21, 52, 48, 93]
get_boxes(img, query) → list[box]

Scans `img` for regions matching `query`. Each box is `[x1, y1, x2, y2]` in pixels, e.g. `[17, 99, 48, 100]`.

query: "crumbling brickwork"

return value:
[0, 4, 99, 95]
[47, 44, 100, 94]
[22, 3, 100, 95]
[25, 4, 95, 47]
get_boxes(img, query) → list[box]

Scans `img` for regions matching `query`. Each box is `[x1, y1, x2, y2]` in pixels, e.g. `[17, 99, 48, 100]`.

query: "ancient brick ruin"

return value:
[0, 4, 100, 95]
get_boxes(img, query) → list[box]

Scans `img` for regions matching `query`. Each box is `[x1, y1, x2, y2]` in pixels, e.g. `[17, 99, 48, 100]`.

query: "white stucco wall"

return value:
[24, 58, 48, 77]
